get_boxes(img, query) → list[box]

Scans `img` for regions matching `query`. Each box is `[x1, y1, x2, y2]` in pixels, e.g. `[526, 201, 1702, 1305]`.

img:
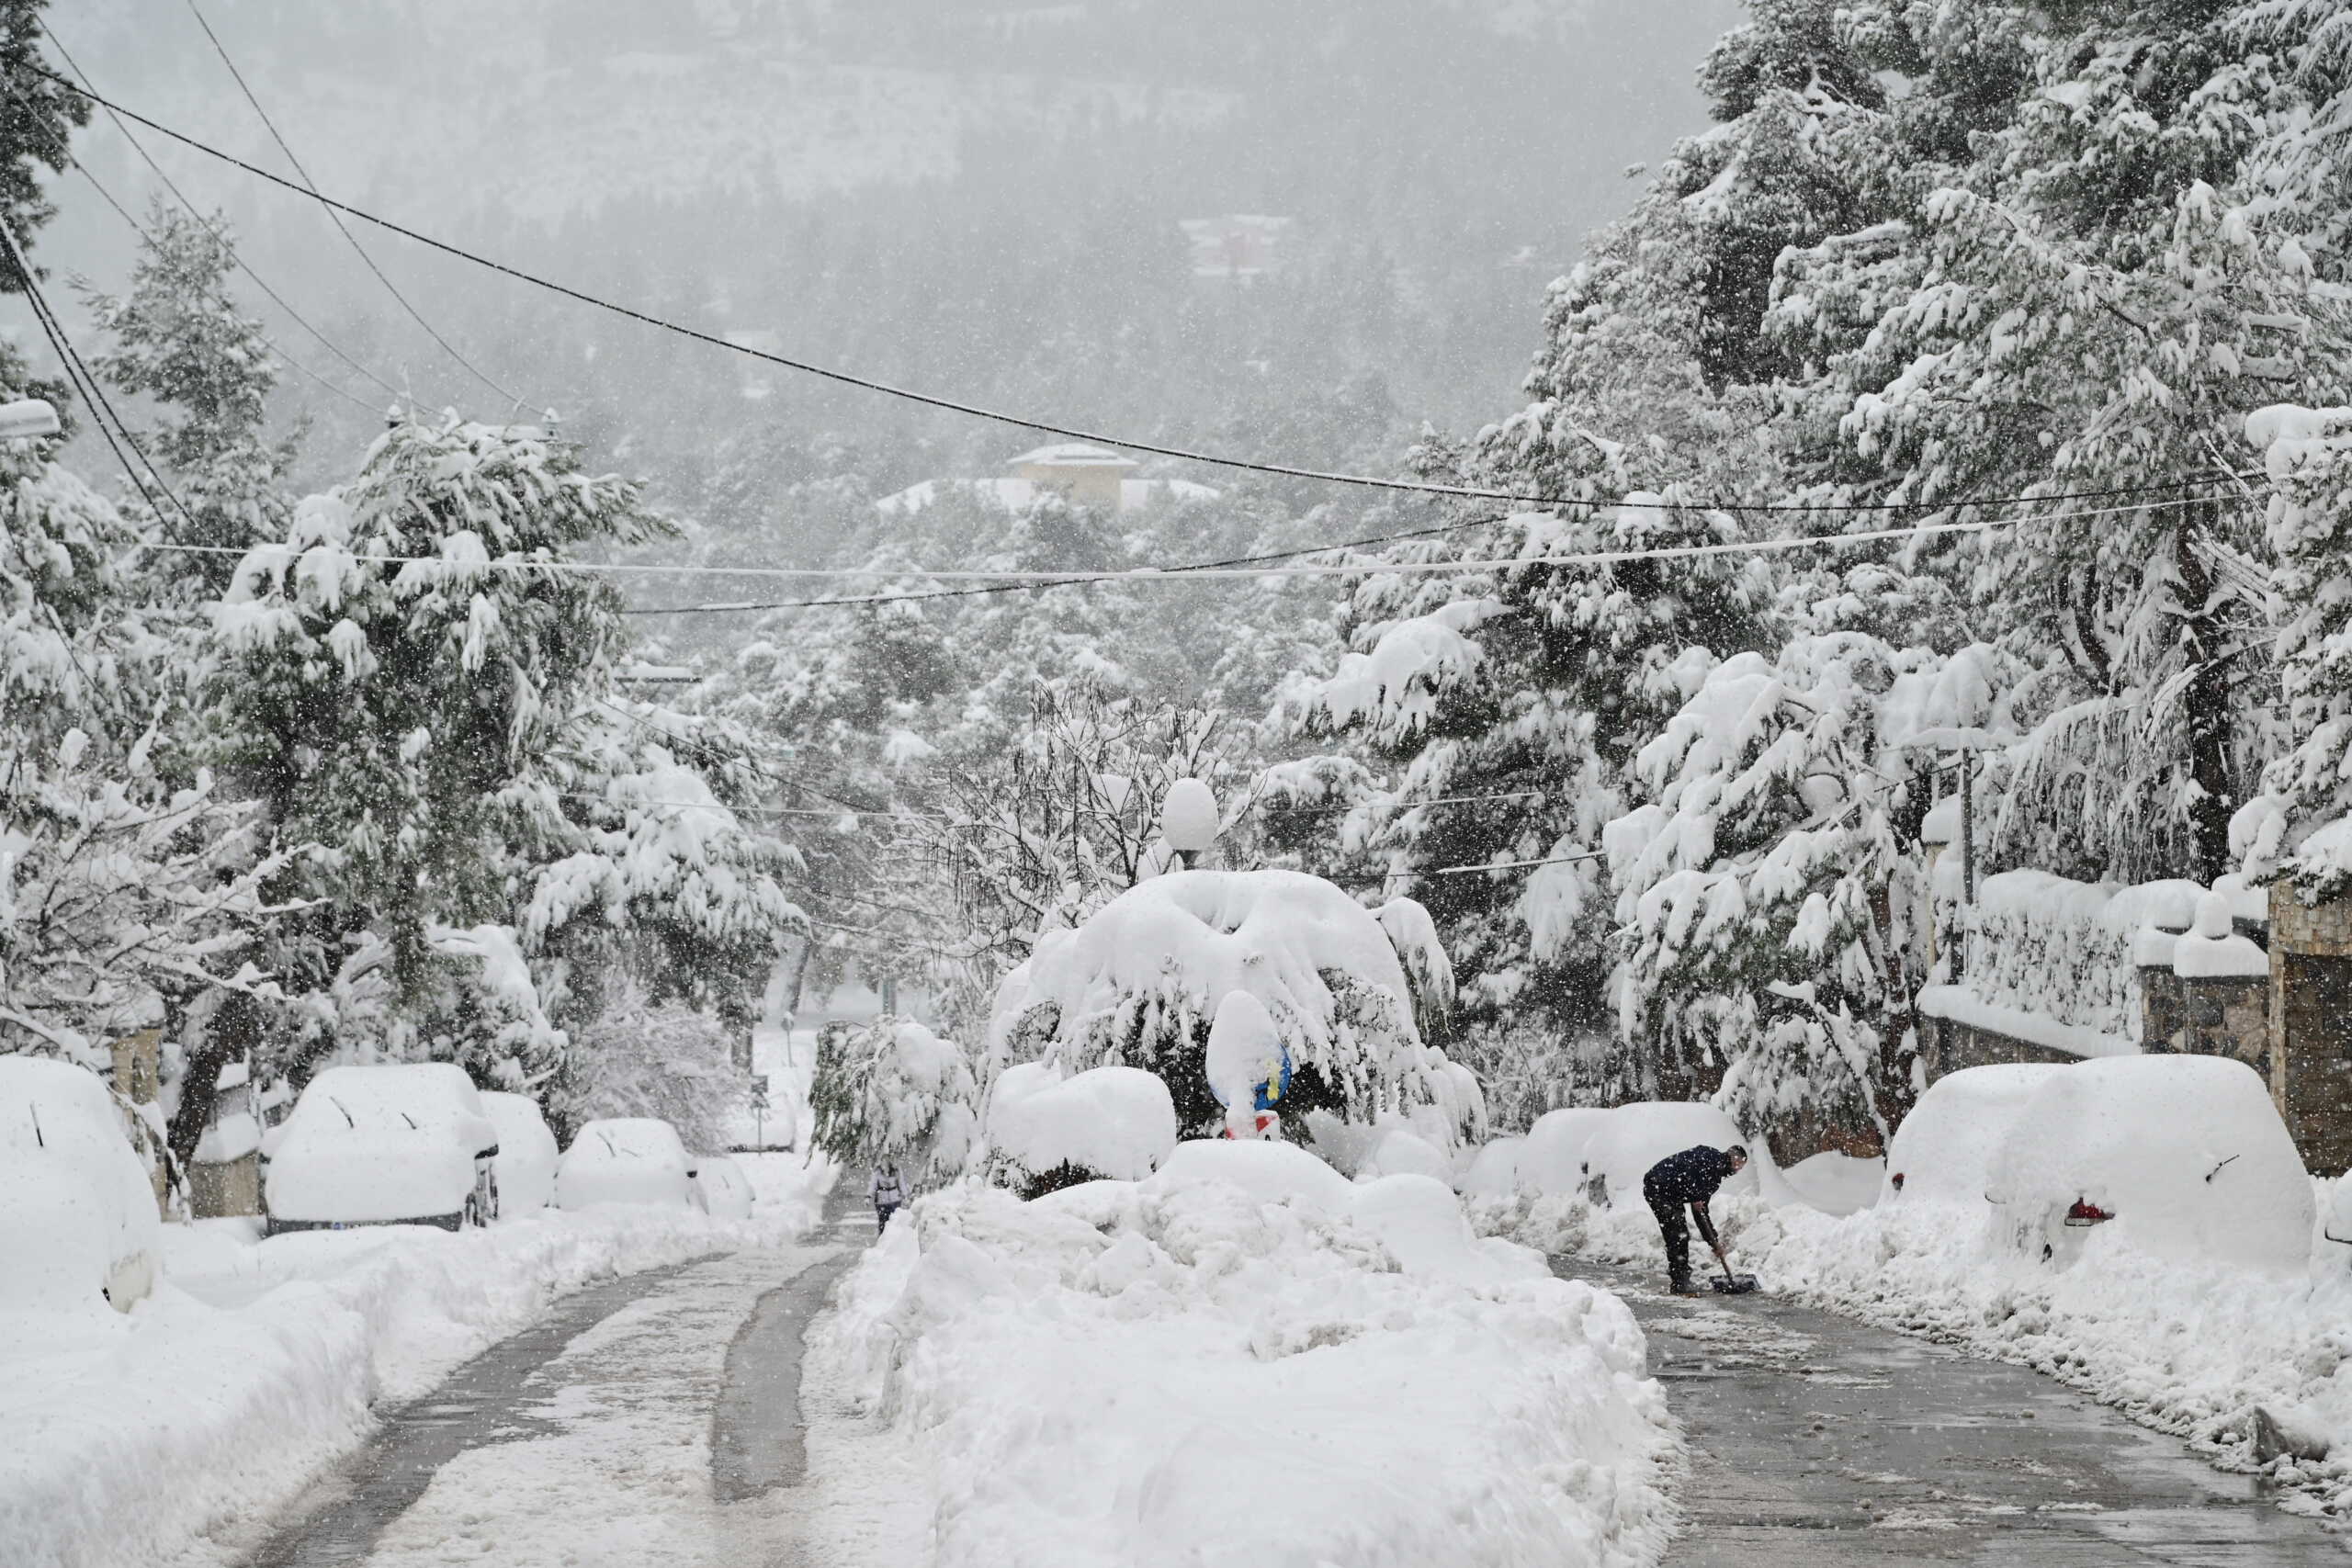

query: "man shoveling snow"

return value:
[1643, 1144, 1747, 1295]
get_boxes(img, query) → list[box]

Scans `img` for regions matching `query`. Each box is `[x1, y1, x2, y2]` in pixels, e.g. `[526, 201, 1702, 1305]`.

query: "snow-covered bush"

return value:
[562, 982, 746, 1152]
[811, 1015, 979, 1184]
[982, 1062, 1176, 1197]
[812, 1140, 1676, 1567]
[989, 868, 1460, 1141]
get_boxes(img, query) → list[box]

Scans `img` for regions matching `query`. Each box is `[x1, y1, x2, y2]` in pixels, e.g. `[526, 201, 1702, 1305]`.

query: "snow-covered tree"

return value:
[809, 1014, 978, 1183]
[0, 424, 286, 1066]
[563, 977, 748, 1149]
[2239, 402, 2352, 898]
[1609, 637, 2002, 1143]
[989, 867, 1464, 1140]
[80, 201, 296, 595]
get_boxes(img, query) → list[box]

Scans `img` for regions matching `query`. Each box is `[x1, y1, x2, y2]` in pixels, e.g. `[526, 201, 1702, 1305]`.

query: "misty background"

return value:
[32, 0, 1737, 594]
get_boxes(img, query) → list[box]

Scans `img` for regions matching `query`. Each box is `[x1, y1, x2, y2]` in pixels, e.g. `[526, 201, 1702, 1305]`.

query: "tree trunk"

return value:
[2176, 508, 2234, 884]
[166, 990, 264, 1173]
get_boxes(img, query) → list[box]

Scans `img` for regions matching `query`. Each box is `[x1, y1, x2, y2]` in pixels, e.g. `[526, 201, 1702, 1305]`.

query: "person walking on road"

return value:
[1643, 1144, 1747, 1295]
[868, 1157, 908, 1233]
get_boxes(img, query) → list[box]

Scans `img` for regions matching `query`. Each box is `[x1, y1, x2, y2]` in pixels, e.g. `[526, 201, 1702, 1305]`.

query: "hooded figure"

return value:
[868, 1158, 908, 1231]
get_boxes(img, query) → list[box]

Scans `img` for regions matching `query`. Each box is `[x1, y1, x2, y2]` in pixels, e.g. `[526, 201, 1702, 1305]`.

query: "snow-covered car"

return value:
[1580, 1101, 1762, 1210]
[690, 1153, 755, 1220]
[1986, 1055, 2313, 1272]
[263, 1064, 502, 1235]
[1518, 1106, 1615, 1198]
[1882, 1063, 2060, 1207]
[555, 1118, 700, 1210]
[0, 1057, 163, 1314]
[481, 1091, 560, 1215]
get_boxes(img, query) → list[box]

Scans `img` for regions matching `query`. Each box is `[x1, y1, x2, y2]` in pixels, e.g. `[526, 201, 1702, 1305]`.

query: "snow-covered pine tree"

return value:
[80, 201, 296, 597]
[2241, 401, 2352, 898]
[1609, 635, 2003, 1145]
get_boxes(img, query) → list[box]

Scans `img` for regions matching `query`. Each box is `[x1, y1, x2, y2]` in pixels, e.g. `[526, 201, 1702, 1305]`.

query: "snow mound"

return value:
[815, 1151, 1673, 1568]
[985, 1063, 1179, 1184]
[1364, 1127, 1452, 1181]
[1883, 1064, 2061, 1208]
[1456, 1134, 1523, 1199]
[1987, 1055, 2312, 1273]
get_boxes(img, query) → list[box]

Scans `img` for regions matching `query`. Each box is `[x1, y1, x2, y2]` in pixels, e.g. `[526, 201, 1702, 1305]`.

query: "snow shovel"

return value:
[1710, 1255, 1759, 1295]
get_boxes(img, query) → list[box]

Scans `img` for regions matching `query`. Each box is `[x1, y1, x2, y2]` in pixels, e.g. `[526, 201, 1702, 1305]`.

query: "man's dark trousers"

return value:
[1645, 1179, 1691, 1291]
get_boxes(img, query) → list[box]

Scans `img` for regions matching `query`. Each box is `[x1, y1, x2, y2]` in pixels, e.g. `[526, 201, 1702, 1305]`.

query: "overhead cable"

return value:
[14, 66, 2267, 519]
[174, 0, 525, 411]
[131, 494, 2226, 594]
[32, 23, 405, 403]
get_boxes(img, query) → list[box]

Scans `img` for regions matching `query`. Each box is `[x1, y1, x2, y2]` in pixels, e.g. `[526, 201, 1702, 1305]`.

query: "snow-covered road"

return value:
[1549, 1254, 2349, 1564]
[248, 1220, 861, 1567]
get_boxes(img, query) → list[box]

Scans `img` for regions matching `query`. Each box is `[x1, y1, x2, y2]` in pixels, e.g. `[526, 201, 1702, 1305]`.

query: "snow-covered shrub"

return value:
[989, 868, 1462, 1141]
[562, 983, 746, 1152]
[982, 1062, 1176, 1197]
[811, 1015, 978, 1184]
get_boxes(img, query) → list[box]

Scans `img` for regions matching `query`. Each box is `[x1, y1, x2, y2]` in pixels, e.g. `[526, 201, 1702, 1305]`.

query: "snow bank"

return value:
[815, 1139, 1674, 1568]
[1781, 1152, 1883, 1217]
[0, 1173, 825, 1568]
[1456, 1134, 1523, 1198]
[985, 1063, 1178, 1184]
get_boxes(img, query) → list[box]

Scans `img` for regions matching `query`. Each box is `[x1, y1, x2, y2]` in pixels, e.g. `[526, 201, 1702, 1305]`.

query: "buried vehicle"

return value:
[0, 1057, 163, 1314]
[1882, 1063, 2064, 1207]
[689, 1153, 755, 1220]
[1579, 1101, 1767, 1211]
[264, 1064, 501, 1235]
[1986, 1055, 2312, 1273]
[555, 1117, 700, 1211]
[481, 1091, 560, 1215]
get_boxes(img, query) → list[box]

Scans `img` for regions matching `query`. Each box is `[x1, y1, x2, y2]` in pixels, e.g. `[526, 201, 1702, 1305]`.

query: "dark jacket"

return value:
[1643, 1145, 1736, 1243]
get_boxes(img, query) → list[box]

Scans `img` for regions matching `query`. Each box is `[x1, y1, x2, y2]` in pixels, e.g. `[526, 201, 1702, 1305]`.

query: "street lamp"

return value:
[0, 399, 62, 440]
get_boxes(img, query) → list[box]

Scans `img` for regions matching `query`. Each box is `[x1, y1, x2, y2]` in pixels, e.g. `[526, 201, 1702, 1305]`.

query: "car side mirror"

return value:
[685, 1167, 699, 1179]
[479, 1144, 501, 1158]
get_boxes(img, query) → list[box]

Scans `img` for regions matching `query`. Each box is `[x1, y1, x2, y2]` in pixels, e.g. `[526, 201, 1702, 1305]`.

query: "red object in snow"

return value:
[1890, 1172, 1905, 1191]
[2064, 1198, 2113, 1225]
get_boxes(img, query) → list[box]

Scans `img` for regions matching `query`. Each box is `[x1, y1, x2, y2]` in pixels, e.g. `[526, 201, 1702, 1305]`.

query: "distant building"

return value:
[1179, 215, 1291, 281]
[876, 443, 1219, 518]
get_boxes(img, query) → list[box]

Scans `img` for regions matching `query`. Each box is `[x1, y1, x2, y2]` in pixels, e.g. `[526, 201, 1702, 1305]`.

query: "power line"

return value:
[66, 159, 379, 416]
[173, 0, 524, 412]
[32, 22, 405, 403]
[134, 492, 2233, 600]
[15, 65, 2266, 520]
[2, 217, 203, 538]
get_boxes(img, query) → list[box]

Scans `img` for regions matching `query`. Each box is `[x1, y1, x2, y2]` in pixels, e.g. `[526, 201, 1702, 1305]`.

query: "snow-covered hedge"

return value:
[1954, 870, 2207, 1043]
[813, 1140, 1677, 1567]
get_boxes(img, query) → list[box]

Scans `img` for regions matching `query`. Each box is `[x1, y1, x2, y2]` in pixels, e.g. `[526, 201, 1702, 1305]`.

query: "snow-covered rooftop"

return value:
[1005, 442, 1138, 468]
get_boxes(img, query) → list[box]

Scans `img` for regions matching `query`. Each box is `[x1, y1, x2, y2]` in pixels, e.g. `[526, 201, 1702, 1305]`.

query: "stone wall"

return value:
[1917, 1012, 2083, 1077]
[2270, 885, 2352, 1177]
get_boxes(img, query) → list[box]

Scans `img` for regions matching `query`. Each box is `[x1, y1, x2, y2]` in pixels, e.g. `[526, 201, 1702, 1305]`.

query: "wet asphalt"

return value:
[1552, 1254, 2349, 1565]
